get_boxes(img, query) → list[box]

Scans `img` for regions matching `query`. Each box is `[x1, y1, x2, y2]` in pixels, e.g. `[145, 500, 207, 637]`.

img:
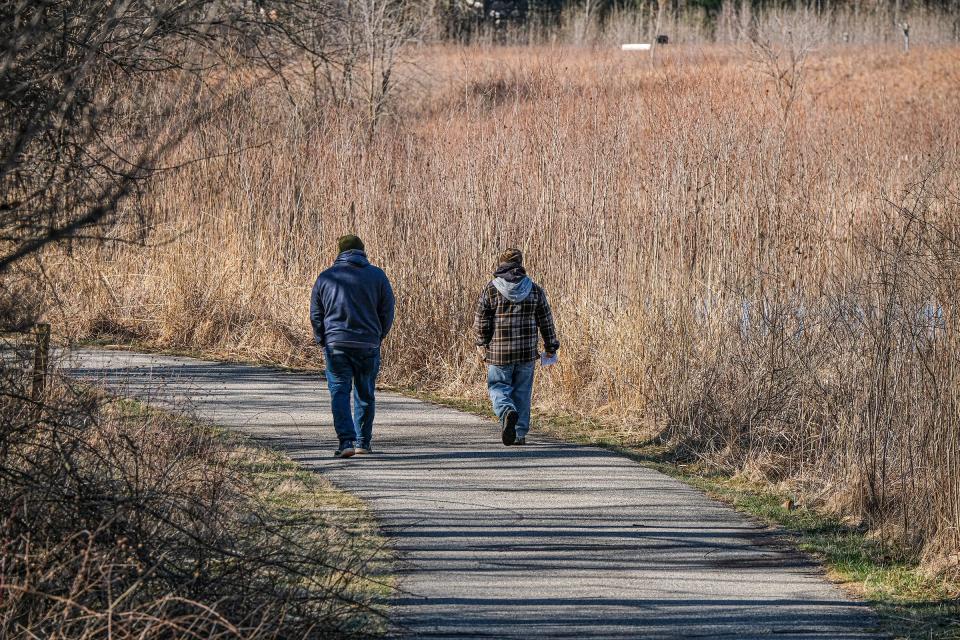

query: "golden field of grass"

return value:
[46, 42, 960, 567]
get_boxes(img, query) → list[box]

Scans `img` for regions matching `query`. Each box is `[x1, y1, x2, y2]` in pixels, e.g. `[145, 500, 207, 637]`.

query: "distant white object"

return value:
[621, 43, 652, 51]
[540, 352, 558, 367]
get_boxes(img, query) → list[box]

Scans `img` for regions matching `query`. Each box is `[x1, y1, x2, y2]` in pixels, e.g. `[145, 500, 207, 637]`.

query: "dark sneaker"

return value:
[514, 436, 526, 445]
[501, 409, 518, 446]
[334, 446, 356, 458]
[355, 446, 372, 455]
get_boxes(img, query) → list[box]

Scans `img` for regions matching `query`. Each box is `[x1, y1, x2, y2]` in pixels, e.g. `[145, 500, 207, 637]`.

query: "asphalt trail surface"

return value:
[66, 349, 879, 639]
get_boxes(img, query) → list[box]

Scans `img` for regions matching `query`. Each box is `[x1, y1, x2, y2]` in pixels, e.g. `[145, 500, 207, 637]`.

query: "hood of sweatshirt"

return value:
[492, 261, 533, 302]
[335, 249, 370, 268]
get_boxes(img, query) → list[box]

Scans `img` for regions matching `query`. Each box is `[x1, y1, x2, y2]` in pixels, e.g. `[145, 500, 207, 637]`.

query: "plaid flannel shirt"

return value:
[474, 281, 560, 365]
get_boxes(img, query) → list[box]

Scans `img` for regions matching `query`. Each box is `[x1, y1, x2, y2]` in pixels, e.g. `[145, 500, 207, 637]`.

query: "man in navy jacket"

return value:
[311, 235, 395, 458]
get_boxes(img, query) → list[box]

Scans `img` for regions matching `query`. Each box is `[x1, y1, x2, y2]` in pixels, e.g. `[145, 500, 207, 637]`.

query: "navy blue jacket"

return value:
[310, 250, 395, 349]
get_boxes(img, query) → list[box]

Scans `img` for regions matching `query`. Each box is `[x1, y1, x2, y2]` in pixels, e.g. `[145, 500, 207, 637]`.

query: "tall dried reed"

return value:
[47, 42, 960, 566]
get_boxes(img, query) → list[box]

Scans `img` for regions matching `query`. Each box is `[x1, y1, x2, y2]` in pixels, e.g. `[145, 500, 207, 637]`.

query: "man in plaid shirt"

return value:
[474, 248, 560, 446]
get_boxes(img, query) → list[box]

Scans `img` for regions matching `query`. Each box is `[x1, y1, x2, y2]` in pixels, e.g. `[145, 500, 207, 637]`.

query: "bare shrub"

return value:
[0, 363, 388, 638]
[742, 11, 824, 123]
[0, 0, 399, 274]
[296, 0, 428, 134]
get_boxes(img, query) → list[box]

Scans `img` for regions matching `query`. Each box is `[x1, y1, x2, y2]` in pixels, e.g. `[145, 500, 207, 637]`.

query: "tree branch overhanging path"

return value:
[67, 349, 879, 639]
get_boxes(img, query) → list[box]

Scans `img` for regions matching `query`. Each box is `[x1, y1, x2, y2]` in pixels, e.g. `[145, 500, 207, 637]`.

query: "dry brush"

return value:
[43, 42, 960, 567]
[0, 355, 388, 638]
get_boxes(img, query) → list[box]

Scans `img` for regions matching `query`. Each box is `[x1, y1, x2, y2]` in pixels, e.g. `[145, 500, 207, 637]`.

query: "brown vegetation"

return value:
[39, 40, 960, 567]
[0, 357, 388, 638]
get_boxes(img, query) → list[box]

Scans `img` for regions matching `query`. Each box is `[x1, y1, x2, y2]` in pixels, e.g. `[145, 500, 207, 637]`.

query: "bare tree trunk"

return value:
[651, 0, 667, 63]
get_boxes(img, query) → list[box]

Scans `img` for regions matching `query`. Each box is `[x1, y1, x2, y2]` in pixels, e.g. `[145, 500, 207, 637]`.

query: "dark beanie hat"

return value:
[337, 234, 364, 253]
[499, 247, 523, 265]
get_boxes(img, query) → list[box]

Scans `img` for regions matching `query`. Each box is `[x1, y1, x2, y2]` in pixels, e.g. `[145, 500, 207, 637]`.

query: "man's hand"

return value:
[476, 345, 487, 364]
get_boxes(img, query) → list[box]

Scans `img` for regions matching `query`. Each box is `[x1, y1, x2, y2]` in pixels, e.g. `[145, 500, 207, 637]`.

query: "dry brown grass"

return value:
[42, 42, 960, 567]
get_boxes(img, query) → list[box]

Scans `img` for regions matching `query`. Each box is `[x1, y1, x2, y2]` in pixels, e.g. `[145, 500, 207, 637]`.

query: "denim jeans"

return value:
[324, 345, 381, 449]
[486, 361, 536, 438]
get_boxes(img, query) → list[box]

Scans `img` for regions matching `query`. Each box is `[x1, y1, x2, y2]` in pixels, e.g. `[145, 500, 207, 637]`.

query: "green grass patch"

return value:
[237, 445, 396, 603]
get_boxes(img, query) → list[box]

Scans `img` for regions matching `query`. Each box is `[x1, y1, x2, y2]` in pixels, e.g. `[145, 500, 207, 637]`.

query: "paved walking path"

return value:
[66, 349, 878, 639]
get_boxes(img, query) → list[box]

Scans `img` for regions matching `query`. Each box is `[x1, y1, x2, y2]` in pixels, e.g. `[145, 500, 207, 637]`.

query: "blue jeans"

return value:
[324, 345, 381, 449]
[486, 361, 536, 438]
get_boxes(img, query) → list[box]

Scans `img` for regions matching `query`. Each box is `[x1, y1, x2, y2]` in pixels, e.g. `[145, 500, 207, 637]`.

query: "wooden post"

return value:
[900, 22, 910, 52]
[31, 323, 50, 422]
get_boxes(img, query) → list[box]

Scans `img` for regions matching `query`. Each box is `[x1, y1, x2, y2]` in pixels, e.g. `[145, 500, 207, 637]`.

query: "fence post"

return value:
[31, 323, 51, 422]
